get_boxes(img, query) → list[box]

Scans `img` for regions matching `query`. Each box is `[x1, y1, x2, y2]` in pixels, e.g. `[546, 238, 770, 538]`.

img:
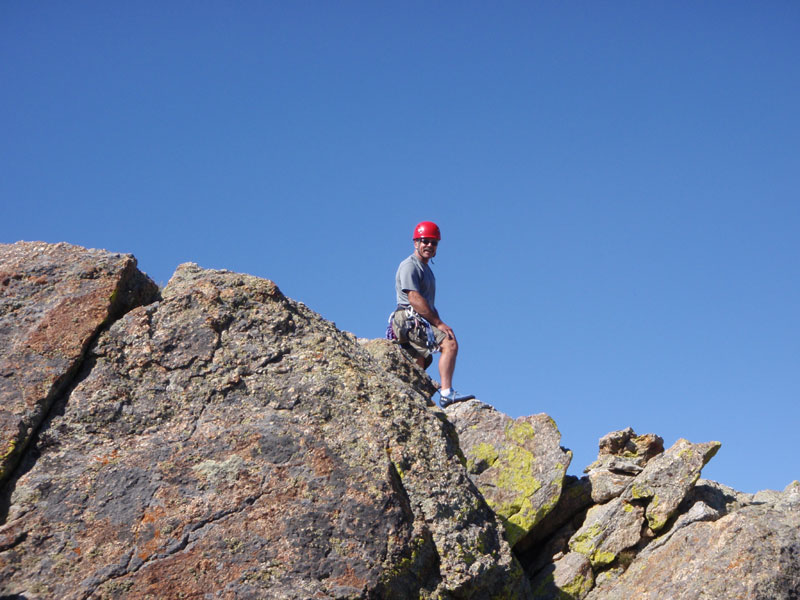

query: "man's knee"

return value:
[440, 337, 458, 354]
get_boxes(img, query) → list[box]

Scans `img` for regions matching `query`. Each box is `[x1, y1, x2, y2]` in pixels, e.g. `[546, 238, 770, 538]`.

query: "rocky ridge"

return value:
[1, 242, 798, 599]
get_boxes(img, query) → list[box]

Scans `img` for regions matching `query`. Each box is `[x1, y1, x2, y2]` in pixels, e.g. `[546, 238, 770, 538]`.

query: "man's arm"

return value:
[407, 290, 455, 340]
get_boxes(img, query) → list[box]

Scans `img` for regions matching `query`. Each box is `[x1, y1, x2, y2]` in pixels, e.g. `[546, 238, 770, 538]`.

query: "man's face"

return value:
[414, 238, 438, 261]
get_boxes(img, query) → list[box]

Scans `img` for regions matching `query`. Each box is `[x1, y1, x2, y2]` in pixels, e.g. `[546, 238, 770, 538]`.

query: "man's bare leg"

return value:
[438, 336, 457, 391]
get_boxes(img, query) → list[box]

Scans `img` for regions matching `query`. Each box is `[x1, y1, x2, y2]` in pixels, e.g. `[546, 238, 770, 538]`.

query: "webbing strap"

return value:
[385, 312, 397, 341]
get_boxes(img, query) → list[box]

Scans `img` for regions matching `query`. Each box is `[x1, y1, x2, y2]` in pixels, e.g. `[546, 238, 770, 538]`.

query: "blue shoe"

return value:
[439, 389, 475, 408]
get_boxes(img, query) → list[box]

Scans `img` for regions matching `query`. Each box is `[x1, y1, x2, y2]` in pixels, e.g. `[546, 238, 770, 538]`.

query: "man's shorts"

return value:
[391, 308, 447, 367]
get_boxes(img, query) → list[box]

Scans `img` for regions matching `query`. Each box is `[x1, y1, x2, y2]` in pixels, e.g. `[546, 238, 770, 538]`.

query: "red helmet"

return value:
[413, 221, 441, 240]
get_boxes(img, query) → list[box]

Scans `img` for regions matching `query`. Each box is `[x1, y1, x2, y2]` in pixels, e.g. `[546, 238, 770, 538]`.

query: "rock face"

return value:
[0, 253, 529, 600]
[2, 243, 799, 600]
[0, 242, 159, 484]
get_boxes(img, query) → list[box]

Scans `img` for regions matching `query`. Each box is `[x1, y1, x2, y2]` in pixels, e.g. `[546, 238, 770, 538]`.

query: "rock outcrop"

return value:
[585, 480, 800, 599]
[583, 428, 663, 504]
[0, 245, 528, 600]
[523, 429, 798, 599]
[446, 401, 571, 549]
[1, 242, 798, 599]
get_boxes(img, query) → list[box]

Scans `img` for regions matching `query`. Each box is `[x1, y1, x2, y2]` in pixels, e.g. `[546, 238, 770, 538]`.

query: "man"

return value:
[390, 221, 475, 407]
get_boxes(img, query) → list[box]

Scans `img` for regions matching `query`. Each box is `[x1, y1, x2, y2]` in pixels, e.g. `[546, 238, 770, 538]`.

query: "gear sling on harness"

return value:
[386, 305, 438, 350]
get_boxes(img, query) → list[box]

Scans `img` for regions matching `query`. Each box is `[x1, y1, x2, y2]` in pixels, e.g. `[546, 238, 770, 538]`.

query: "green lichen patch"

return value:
[486, 445, 545, 544]
[701, 441, 722, 465]
[630, 482, 654, 500]
[591, 550, 617, 568]
[1, 439, 15, 460]
[562, 573, 592, 597]
[1, 438, 17, 480]
[496, 446, 539, 494]
[532, 569, 591, 600]
[467, 442, 500, 473]
[569, 523, 604, 557]
[505, 421, 536, 445]
[646, 512, 669, 532]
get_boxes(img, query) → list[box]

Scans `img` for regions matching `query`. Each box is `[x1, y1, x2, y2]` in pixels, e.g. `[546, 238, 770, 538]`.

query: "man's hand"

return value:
[437, 322, 456, 341]
[407, 291, 455, 340]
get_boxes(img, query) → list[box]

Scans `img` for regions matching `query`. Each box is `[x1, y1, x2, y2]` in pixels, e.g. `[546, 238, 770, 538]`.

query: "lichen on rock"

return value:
[447, 401, 572, 549]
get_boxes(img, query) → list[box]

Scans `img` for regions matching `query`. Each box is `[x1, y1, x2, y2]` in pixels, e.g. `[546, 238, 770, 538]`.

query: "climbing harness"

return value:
[386, 305, 438, 350]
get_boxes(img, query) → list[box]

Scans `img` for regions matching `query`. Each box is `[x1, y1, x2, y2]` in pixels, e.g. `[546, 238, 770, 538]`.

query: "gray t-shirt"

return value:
[395, 253, 436, 310]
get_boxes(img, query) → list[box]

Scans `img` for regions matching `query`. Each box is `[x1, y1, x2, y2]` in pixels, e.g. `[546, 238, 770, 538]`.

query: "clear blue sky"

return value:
[3, 2, 798, 494]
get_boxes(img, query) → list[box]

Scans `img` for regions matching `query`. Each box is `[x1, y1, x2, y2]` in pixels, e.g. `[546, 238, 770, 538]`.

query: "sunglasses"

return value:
[417, 238, 439, 246]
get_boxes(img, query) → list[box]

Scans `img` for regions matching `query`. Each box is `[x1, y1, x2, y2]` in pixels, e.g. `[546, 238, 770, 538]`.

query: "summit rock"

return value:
[1, 254, 529, 599]
[1, 243, 798, 599]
